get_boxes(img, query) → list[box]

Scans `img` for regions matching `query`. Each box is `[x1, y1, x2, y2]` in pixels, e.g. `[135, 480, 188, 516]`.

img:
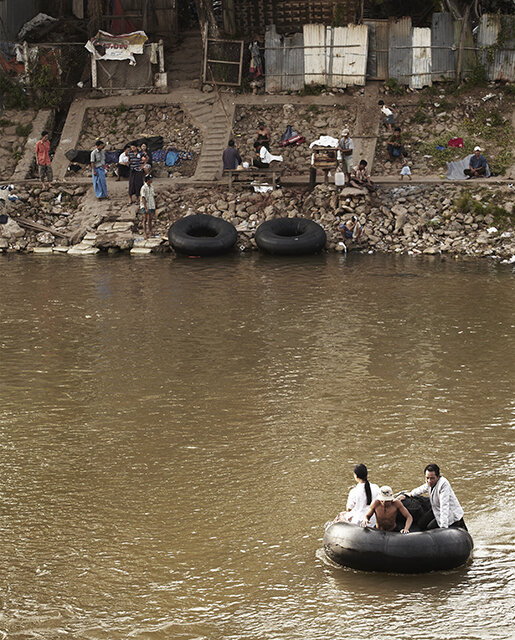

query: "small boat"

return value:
[323, 521, 474, 573]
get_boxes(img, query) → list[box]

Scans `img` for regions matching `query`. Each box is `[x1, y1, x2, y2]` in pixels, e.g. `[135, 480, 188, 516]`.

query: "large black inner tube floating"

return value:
[255, 217, 327, 255]
[323, 522, 474, 573]
[168, 214, 237, 256]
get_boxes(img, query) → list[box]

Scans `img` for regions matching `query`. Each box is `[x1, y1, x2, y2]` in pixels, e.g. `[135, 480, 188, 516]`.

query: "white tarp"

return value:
[85, 30, 148, 66]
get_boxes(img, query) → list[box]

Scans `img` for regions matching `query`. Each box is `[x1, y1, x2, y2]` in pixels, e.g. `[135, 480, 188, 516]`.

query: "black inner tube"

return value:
[187, 226, 218, 238]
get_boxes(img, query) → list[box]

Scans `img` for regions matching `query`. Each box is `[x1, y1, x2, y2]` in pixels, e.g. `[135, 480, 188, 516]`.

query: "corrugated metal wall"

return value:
[411, 27, 431, 89]
[0, 0, 39, 41]
[265, 24, 304, 92]
[388, 17, 412, 85]
[303, 24, 327, 85]
[263, 13, 515, 91]
[364, 19, 388, 80]
[431, 12, 455, 80]
[478, 14, 515, 82]
[301, 23, 367, 87]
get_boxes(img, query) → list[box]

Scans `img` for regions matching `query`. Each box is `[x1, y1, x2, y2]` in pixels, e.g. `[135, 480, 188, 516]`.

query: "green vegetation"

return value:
[0, 118, 13, 127]
[465, 61, 488, 88]
[0, 74, 29, 109]
[384, 78, 405, 96]
[31, 62, 63, 109]
[307, 104, 320, 114]
[15, 123, 32, 137]
[453, 190, 514, 229]
[114, 102, 128, 116]
[299, 84, 326, 96]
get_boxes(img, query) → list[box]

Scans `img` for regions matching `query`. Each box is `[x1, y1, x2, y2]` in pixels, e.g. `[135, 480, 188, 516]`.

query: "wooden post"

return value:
[91, 54, 98, 89]
[158, 39, 165, 73]
[456, 5, 471, 83]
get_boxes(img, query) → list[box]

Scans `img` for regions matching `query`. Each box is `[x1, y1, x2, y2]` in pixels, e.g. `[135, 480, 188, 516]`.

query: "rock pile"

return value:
[0, 109, 36, 180]
[233, 104, 356, 175]
[76, 104, 202, 177]
[1, 182, 513, 262]
[374, 90, 514, 177]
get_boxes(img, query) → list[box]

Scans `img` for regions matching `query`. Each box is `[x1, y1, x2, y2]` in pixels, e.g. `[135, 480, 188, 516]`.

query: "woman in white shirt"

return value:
[334, 464, 380, 526]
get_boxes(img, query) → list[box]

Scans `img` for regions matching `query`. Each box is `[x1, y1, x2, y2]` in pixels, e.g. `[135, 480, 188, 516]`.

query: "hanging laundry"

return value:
[249, 41, 262, 78]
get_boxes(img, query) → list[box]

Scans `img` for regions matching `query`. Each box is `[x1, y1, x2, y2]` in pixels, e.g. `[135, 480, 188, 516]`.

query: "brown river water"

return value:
[0, 253, 514, 640]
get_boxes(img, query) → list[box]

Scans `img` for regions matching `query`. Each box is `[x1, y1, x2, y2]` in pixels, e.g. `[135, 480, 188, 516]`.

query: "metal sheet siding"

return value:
[265, 24, 304, 92]
[410, 27, 431, 89]
[303, 23, 326, 85]
[388, 17, 412, 85]
[339, 24, 368, 86]
[478, 14, 515, 82]
[431, 12, 455, 80]
[265, 24, 282, 92]
[284, 32, 304, 92]
[0, 0, 38, 41]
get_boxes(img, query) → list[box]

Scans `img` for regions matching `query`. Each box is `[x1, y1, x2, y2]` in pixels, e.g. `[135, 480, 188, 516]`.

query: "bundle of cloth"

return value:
[279, 125, 306, 147]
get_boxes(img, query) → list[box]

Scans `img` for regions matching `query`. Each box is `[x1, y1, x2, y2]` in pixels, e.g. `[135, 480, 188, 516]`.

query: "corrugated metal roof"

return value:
[388, 17, 412, 85]
[410, 27, 431, 89]
[478, 14, 515, 82]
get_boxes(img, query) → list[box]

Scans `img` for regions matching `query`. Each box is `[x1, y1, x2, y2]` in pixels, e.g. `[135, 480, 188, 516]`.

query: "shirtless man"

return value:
[362, 485, 413, 533]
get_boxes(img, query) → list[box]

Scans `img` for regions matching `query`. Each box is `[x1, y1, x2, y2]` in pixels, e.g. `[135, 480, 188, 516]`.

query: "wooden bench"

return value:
[224, 168, 283, 190]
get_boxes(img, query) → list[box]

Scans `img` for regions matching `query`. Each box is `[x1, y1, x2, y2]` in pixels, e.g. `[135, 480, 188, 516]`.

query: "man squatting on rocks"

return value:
[90, 140, 108, 200]
[362, 485, 413, 533]
[140, 174, 156, 240]
[35, 130, 52, 189]
[222, 139, 242, 171]
[464, 146, 487, 178]
[398, 463, 466, 530]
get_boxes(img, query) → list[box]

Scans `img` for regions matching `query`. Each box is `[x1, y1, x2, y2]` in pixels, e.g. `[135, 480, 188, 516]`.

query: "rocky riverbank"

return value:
[1, 181, 513, 262]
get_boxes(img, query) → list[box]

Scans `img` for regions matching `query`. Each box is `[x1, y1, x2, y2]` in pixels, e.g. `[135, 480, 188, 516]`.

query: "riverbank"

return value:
[1, 180, 513, 262]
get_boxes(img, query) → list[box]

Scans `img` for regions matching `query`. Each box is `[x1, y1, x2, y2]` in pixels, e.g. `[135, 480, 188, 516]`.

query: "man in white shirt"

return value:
[399, 464, 466, 530]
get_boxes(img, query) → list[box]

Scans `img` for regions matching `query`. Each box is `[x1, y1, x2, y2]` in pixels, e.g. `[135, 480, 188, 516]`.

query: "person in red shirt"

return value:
[35, 130, 52, 189]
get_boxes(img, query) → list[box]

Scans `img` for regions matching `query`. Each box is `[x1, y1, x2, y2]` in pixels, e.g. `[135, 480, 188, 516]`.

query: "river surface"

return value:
[0, 253, 513, 640]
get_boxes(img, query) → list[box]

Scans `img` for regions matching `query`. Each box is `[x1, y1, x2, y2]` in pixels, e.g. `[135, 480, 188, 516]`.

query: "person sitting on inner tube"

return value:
[362, 486, 413, 534]
[398, 463, 466, 530]
[333, 463, 380, 526]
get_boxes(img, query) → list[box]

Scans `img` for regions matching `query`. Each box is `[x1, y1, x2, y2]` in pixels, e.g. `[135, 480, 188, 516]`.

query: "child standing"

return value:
[378, 100, 395, 132]
[400, 164, 411, 181]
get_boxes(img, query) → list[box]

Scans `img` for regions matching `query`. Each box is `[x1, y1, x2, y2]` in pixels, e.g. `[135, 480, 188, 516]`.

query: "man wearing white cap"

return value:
[464, 146, 487, 178]
[338, 128, 354, 184]
[362, 485, 413, 533]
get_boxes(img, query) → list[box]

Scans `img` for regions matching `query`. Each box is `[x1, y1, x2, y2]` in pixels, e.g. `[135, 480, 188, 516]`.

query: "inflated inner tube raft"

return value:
[324, 521, 473, 573]
[168, 214, 237, 256]
[255, 217, 326, 255]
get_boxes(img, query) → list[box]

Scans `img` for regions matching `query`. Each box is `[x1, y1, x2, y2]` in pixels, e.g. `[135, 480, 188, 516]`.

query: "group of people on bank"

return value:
[334, 463, 466, 534]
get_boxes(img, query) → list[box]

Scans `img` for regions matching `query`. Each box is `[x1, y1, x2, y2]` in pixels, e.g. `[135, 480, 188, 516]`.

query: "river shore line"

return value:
[1, 180, 513, 262]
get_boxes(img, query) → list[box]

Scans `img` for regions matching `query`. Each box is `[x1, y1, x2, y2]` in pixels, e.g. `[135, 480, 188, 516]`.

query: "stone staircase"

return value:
[182, 93, 233, 181]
